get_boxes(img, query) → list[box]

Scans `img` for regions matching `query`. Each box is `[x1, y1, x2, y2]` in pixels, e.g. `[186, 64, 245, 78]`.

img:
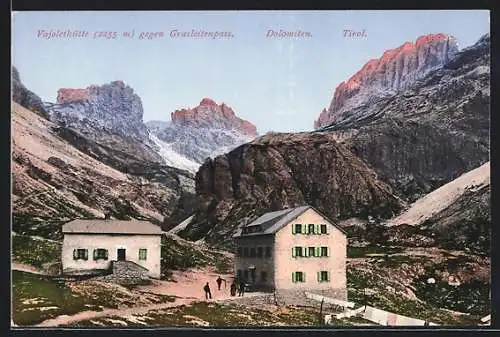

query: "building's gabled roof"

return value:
[62, 219, 163, 235]
[233, 205, 347, 238]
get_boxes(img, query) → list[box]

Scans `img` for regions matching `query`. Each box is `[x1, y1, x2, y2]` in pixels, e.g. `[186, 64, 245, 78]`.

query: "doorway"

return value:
[117, 248, 126, 261]
[250, 268, 256, 283]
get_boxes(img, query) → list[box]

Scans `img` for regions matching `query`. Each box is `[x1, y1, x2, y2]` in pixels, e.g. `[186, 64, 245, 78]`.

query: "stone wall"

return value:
[275, 288, 348, 309]
[97, 260, 151, 285]
[220, 288, 347, 312]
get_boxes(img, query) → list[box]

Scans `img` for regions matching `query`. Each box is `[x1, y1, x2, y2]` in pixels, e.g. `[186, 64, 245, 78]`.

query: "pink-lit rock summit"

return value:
[147, 98, 258, 164]
[315, 33, 458, 129]
[170, 98, 257, 138]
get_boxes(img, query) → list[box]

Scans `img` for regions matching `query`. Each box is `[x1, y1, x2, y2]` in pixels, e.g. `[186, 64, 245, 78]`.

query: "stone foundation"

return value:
[97, 260, 151, 285]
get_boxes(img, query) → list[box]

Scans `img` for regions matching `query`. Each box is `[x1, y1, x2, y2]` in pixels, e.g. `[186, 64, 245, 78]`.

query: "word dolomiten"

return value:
[266, 30, 312, 38]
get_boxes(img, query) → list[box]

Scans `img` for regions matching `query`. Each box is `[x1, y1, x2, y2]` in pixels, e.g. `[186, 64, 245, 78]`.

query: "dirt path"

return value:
[12, 262, 47, 275]
[35, 267, 263, 327]
[35, 299, 193, 327]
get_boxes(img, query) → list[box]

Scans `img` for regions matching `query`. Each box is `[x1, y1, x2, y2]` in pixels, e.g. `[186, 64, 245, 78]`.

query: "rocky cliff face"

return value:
[317, 33, 490, 201]
[315, 34, 458, 129]
[177, 132, 404, 248]
[11, 102, 196, 239]
[147, 98, 257, 165]
[11, 66, 50, 119]
[45, 81, 163, 164]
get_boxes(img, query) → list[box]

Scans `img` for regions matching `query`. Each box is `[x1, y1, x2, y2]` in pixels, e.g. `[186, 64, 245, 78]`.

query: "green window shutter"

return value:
[316, 247, 320, 257]
[327, 247, 330, 257]
[317, 271, 320, 282]
[292, 272, 296, 283]
[327, 271, 330, 281]
[83, 249, 88, 260]
[292, 247, 296, 258]
[105, 250, 109, 260]
[93, 249, 98, 260]
[298, 224, 302, 233]
[303, 272, 306, 283]
[303, 247, 308, 257]
[292, 224, 296, 234]
[315, 224, 320, 234]
[73, 249, 77, 259]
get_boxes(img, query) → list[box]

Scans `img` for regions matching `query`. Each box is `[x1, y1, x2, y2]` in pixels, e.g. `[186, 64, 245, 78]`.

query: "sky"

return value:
[12, 10, 489, 134]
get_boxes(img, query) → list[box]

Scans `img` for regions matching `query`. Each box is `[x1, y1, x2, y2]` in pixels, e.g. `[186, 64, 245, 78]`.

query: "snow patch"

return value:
[150, 133, 200, 173]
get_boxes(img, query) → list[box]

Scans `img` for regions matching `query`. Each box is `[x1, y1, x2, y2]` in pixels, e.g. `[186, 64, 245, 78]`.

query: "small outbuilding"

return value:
[61, 219, 162, 279]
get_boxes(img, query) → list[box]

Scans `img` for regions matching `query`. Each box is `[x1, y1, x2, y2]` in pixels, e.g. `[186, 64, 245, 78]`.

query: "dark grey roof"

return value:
[233, 205, 347, 238]
[62, 219, 163, 235]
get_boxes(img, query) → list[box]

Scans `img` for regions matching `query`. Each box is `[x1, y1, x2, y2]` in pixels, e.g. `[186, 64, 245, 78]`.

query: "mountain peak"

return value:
[199, 97, 218, 106]
[56, 80, 128, 104]
[315, 33, 458, 129]
[170, 98, 257, 137]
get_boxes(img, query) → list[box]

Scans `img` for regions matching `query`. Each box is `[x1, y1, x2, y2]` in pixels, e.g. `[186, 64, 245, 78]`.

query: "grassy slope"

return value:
[346, 249, 489, 325]
[12, 234, 61, 269]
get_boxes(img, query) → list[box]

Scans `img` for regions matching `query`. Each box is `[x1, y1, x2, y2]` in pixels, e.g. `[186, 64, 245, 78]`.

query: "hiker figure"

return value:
[216, 276, 224, 290]
[230, 282, 237, 296]
[238, 281, 245, 297]
[203, 282, 212, 299]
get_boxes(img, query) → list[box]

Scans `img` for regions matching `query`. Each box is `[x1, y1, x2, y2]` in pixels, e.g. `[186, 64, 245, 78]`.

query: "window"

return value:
[243, 247, 249, 257]
[308, 247, 316, 257]
[257, 247, 263, 258]
[73, 248, 88, 260]
[320, 246, 329, 257]
[308, 224, 315, 234]
[318, 271, 330, 282]
[320, 224, 327, 234]
[261, 271, 268, 282]
[139, 248, 147, 260]
[237, 247, 242, 257]
[265, 247, 271, 258]
[93, 248, 108, 261]
[293, 246, 303, 257]
[243, 270, 249, 281]
[292, 271, 305, 283]
[237, 269, 242, 280]
[293, 223, 302, 234]
[250, 248, 256, 258]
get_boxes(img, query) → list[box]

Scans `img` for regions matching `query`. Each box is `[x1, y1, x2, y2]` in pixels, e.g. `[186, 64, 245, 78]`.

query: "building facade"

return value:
[233, 206, 347, 301]
[61, 219, 162, 278]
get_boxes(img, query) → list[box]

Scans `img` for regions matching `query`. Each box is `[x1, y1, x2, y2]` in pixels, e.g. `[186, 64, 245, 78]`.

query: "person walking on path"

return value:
[230, 282, 237, 296]
[238, 281, 245, 297]
[216, 276, 224, 291]
[203, 282, 212, 299]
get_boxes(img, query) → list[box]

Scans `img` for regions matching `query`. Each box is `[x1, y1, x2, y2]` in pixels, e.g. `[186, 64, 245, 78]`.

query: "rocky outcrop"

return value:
[147, 98, 258, 164]
[11, 66, 50, 119]
[177, 132, 404, 248]
[315, 34, 458, 129]
[318, 33, 490, 201]
[45, 80, 163, 165]
[423, 184, 490, 254]
[57, 88, 90, 103]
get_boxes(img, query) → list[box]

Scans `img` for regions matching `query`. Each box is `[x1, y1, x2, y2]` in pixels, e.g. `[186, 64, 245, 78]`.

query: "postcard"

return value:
[11, 10, 491, 328]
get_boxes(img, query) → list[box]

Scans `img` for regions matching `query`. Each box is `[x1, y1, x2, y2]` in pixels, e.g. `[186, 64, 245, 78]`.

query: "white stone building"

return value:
[61, 219, 162, 278]
[233, 205, 348, 301]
